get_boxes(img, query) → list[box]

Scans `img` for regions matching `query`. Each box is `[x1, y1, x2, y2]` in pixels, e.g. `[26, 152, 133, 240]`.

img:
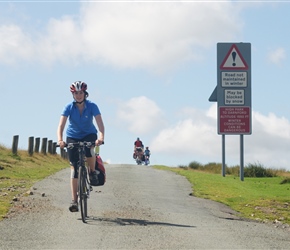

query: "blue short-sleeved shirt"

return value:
[61, 100, 101, 139]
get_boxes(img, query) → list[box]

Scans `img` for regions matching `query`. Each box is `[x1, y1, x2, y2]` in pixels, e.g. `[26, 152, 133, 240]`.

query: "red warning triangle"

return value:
[220, 44, 248, 70]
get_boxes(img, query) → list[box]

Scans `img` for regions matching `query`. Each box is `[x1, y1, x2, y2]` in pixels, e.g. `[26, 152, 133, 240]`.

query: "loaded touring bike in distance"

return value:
[57, 141, 102, 223]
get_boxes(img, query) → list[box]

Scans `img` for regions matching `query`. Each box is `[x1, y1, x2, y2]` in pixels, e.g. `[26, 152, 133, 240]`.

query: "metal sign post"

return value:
[222, 134, 225, 177]
[209, 42, 251, 181]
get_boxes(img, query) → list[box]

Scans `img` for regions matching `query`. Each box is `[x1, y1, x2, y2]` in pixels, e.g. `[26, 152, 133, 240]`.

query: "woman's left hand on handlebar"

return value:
[96, 139, 104, 146]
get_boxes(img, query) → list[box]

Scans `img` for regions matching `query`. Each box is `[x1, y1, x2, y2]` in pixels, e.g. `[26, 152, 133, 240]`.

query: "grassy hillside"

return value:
[154, 164, 290, 227]
[0, 145, 68, 219]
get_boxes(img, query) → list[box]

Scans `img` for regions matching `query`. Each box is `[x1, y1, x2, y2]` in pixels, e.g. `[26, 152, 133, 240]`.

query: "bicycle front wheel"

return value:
[78, 166, 88, 223]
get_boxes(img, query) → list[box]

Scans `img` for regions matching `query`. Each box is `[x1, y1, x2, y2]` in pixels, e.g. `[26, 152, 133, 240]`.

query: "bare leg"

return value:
[86, 156, 96, 173]
[70, 166, 78, 201]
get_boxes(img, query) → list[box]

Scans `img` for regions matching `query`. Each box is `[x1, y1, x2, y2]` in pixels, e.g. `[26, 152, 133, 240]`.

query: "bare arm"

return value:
[57, 116, 67, 148]
[95, 114, 105, 145]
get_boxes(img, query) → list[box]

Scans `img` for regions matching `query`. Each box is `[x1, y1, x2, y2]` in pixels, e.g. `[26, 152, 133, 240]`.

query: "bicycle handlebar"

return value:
[56, 141, 104, 148]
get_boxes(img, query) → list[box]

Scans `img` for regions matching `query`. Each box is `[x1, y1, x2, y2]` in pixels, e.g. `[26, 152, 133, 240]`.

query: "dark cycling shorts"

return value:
[67, 133, 97, 168]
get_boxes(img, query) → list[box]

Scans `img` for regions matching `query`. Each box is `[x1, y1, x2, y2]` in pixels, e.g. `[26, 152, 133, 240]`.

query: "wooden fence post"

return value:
[41, 138, 47, 155]
[60, 148, 67, 159]
[60, 148, 64, 158]
[48, 140, 53, 154]
[28, 136, 34, 156]
[53, 142, 57, 154]
[34, 137, 40, 153]
[12, 135, 19, 155]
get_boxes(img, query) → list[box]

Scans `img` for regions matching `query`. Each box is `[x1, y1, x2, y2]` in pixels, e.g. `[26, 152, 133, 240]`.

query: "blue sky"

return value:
[1, 1, 290, 170]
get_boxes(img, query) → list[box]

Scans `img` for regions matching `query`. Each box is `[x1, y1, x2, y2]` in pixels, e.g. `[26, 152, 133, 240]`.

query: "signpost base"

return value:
[222, 134, 226, 177]
[240, 134, 244, 181]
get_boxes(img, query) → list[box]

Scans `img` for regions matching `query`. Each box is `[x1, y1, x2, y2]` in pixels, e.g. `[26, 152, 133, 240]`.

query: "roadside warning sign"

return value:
[208, 42, 251, 180]
[213, 42, 251, 135]
[220, 44, 248, 70]
[219, 106, 251, 134]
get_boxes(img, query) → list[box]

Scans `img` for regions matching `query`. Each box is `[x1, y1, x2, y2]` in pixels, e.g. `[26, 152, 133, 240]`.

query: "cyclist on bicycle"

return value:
[57, 81, 105, 212]
[134, 137, 144, 161]
[144, 146, 151, 165]
[144, 146, 150, 158]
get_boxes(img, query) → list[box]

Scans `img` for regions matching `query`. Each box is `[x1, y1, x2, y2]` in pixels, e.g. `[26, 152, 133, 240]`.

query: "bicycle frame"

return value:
[144, 155, 150, 165]
[135, 147, 144, 165]
[66, 141, 95, 223]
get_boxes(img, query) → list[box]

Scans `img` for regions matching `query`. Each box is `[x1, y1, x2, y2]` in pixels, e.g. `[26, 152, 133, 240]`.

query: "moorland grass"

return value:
[154, 164, 290, 225]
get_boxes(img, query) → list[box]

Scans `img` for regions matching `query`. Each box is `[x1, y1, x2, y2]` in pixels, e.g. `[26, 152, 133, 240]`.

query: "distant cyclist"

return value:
[144, 146, 151, 165]
[144, 146, 151, 158]
[134, 137, 144, 159]
[57, 81, 105, 212]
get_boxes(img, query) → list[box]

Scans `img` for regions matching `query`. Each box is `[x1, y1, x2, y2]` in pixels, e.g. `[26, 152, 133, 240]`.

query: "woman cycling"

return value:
[57, 81, 105, 212]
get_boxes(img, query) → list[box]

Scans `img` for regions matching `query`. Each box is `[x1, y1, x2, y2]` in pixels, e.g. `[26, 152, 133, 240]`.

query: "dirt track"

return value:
[0, 164, 289, 249]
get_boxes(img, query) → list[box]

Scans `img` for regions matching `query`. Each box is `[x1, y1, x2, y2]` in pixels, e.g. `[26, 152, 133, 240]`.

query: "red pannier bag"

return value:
[94, 155, 106, 186]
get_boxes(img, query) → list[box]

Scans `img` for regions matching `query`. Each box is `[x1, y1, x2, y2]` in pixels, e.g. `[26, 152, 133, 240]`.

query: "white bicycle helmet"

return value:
[70, 81, 87, 93]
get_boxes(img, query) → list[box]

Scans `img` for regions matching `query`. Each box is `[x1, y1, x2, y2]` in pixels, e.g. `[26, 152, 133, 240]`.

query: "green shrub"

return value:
[244, 162, 277, 177]
[188, 161, 202, 170]
[203, 162, 224, 174]
[280, 177, 290, 184]
[178, 164, 188, 170]
[179, 160, 288, 179]
[226, 165, 240, 176]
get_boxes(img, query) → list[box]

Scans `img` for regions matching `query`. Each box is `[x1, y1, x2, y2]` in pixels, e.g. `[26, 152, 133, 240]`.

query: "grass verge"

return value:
[0, 145, 68, 220]
[154, 165, 290, 226]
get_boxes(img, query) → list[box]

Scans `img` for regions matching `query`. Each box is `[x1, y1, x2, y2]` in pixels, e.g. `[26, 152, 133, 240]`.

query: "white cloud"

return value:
[245, 111, 290, 168]
[149, 105, 290, 170]
[116, 96, 167, 135]
[267, 47, 286, 65]
[0, 2, 243, 72]
[151, 105, 219, 157]
[79, 2, 243, 72]
[0, 24, 34, 64]
[253, 111, 290, 139]
[37, 16, 83, 65]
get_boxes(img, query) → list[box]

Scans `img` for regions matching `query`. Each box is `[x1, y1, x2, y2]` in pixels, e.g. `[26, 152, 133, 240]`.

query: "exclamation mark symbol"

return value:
[232, 51, 236, 66]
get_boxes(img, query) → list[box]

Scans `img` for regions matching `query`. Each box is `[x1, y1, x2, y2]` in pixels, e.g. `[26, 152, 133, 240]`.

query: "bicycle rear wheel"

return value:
[78, 166, 88, 223]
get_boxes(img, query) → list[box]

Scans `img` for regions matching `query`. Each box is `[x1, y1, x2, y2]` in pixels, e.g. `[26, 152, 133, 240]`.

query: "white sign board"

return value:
[225, 89, 244, 105]
[221, 72, 247, 87]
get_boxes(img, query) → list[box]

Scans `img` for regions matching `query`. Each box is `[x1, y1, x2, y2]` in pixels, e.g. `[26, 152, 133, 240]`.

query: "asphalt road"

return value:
[0, 164, 289, 249]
